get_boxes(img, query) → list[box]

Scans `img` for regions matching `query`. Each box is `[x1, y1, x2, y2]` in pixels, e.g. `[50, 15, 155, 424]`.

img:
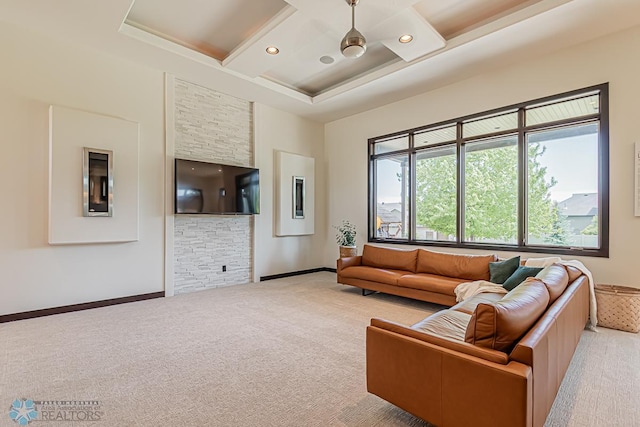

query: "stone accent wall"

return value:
[174, 79, 252, 165]
[174, 216, 252, 293]
[173, 78, 253, 294]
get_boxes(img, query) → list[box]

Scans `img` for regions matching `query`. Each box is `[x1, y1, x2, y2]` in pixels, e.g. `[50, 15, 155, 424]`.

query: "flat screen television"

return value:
[174, 158, 260, 215]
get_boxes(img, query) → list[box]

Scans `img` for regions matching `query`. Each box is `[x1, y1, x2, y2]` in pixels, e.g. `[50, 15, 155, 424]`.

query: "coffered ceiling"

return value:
[125, 0, 452, 96]
[123, 0, 553, 99]
[1, 0, 640, 122]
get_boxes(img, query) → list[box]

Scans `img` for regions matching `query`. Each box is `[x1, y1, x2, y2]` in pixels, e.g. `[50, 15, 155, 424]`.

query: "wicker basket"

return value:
[595, 284, 640, 333]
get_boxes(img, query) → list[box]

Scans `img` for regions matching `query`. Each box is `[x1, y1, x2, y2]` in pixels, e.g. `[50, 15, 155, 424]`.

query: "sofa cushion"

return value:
[416, 249, 496, 281]
[370, 318, 510, 365]
[411, 310, 472, 341]
[397, 273, 466, 296]
[565, 265, 583, 283]
[451, 293, 505, 315]
[338, 266, 408, 286]
[502, 266, 544, 291]
[361, 245, 418, 272]
[464, 278, 550, 352]
[489, 256, 521, 284]
[535, 264, 570, 304]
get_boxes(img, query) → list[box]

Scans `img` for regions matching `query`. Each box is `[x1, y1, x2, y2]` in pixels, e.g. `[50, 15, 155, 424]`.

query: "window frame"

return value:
[368, 83, 610, 257]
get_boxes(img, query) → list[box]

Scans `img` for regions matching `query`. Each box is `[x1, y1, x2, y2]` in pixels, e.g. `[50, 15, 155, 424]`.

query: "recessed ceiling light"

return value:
[399, 34, 413, 44]
[320, 55, 335, 64]
[266, 46, 279, 55]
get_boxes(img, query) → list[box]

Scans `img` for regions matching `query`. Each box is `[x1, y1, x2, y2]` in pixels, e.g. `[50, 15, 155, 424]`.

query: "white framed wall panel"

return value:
[48, 105, 140, 244]
[275, 150, 315, 236]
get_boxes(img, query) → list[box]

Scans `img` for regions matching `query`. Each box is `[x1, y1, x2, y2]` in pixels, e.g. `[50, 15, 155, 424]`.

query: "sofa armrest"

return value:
[371, 317, 509, 365]
[367, 323, 532, 427]
[337, 255, 362, 272]
[509, 276, 589, 427]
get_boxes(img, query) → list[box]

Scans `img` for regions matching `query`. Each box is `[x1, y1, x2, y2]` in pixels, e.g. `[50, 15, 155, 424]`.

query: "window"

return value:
[415, 146, 456, 242]
[464, 135, 518, 245]
[374, 154, 409, 240]
[369, 84, 609, 257]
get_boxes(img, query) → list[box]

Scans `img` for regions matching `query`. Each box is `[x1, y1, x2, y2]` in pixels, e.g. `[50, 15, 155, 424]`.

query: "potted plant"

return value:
[335, 220, 357, 257]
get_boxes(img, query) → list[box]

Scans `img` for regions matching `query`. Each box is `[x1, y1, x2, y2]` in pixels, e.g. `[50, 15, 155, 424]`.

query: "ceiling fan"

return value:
[340, 0, 367, 58]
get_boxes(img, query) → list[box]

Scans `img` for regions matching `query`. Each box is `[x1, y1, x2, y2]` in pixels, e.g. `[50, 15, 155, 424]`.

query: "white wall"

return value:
[0, 22, 165, 315]
[255, 104, 326, 277]
[324, 25, 640, 287]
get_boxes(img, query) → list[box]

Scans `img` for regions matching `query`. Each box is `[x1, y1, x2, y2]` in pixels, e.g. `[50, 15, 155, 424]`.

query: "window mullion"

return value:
[409, 134, 416, 241]
[368, 139, 376, 240]
[599, 86, 610, 256]
[457, 122, 464, 243]
[518, 108, 526, 247]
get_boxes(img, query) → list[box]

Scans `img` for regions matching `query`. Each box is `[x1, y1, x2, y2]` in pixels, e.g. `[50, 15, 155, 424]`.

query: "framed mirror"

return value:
[293, 176, 305, 219]
[83, 147, 113, 217]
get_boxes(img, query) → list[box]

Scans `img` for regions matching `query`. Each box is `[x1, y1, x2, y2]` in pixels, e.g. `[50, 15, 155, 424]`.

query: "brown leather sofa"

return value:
[337, 244, 497, 306]
[366, 262, 589, 427]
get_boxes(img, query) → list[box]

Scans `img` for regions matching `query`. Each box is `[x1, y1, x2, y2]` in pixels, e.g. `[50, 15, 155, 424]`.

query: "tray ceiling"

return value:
[124, 0, 537, 97]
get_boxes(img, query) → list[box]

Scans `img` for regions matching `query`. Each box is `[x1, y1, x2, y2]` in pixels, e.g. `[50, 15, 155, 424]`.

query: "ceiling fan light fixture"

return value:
[342, 43, 366, 58]
[341, 28, 367, 58]
[341, 0, 366, 59]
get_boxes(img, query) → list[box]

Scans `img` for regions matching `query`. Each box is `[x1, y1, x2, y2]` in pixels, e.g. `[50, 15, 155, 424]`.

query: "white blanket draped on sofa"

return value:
[454, 258, 598, 329]
[523, 258, 597, 330]
[454, 281, 507, 302]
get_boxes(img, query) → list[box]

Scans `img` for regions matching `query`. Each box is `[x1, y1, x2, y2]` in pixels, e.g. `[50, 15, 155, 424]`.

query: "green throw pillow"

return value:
[489, 256, 520, 284]
[502, 266, 544, 291]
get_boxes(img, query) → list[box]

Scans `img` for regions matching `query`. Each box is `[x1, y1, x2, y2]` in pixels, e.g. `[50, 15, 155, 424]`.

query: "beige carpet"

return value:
[0, 272, 638, 427]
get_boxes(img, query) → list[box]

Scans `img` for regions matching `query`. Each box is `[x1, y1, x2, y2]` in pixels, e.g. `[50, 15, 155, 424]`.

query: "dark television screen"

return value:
[175, 158, 260, 215]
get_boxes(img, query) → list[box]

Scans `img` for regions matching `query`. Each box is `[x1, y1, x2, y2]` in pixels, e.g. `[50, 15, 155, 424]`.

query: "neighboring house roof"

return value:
[377, 203, 402, 224]
[557, 193, 598, 217]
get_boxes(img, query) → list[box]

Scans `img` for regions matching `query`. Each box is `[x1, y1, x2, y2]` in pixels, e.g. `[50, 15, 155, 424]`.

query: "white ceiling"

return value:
[1, 0, 640, 123]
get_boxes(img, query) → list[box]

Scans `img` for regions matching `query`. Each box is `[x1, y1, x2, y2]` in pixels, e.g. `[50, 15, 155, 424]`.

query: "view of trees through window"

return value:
[463, 136, 518, 244]
[415, 146, 456, 241]
[370, 85, 608, 256]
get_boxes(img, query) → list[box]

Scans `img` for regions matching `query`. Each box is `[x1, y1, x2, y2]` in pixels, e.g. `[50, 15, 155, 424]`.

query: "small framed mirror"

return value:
[293, 176, 305, 219]
[83, 147, 113, 217]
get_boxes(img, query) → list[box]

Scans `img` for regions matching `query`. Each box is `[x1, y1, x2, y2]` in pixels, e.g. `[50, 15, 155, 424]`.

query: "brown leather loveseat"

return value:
[360, 250, 589, 426]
